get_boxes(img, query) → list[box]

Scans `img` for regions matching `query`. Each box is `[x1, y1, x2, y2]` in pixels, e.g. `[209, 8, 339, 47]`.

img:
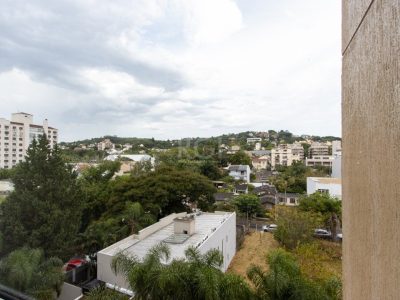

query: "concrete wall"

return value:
[307, 178, 342, 199]
[198, 212, 236, 272]
[342, 1, 400, 299]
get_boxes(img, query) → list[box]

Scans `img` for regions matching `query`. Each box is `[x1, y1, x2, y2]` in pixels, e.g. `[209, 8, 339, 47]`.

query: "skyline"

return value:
[0, 0, 341, 142]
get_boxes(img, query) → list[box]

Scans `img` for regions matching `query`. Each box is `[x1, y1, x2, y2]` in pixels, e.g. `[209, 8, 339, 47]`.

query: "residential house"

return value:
[247, 137, 262, 144]
[252, 155, 269, 170]
[331, 155, 341, 178]
[276, 193, 301, 206]
[213, 192, 235, 203]
[97, 212, 236, 291]
[228, 165, 251, 183]
[307, 177, 342, 199]
[233, 183, 248, 194]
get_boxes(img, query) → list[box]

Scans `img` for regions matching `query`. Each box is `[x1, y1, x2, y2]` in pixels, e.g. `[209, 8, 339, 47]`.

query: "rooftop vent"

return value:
[173, 215, 195, 236]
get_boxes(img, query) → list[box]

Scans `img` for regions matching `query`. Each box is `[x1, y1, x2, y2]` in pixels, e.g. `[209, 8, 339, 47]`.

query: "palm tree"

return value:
[0, 247, 64, 300]
[122, 202, 155, 235]
[112, 243, 252, 300]
[247, 248, 340, 300]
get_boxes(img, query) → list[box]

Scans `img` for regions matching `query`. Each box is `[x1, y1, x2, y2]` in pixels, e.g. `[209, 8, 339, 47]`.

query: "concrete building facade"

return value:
[0, 113, 58, 169]
[308, 142, 329, 158]
[307, 177, 342, 199]
[305, 155, 334, 167]
[270, 144, 302, 169]
[342, 1, 400, 299]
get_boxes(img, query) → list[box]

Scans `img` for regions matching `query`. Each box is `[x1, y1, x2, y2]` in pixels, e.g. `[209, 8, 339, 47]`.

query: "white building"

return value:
[307, 177, 342, 199]
[97, 139, 115, 151]
[0, 113, 58, 169]
[228, 165, 251, 183]
[97, 211, 236, 290]
[308, 142, 329, 157]
[332, 140, 342, 156]
[104, 154, 154, 165]
[247, 137, 262, 144]
[331, 155, 342, 178]
[305, 155, 334, 167]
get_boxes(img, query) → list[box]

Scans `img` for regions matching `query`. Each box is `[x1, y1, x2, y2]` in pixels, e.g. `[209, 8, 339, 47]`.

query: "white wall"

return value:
[198, 212, 236, 272]
[332, 156, 342, 178]
[307, 178, 342, 199]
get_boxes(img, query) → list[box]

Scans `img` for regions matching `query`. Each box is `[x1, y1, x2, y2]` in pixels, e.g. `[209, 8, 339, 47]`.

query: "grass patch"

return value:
[227, 231, 279, 283]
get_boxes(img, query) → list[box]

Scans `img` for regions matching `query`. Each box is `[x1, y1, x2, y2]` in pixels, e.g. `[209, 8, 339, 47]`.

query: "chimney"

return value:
[173, 215, 195, 235]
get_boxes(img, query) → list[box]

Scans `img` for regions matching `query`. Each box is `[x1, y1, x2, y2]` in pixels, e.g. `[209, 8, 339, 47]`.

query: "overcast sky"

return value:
[0, 0, 341, 142]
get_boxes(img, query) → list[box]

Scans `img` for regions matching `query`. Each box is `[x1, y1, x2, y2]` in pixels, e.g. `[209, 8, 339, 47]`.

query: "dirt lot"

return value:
[227, 231, 279, 280]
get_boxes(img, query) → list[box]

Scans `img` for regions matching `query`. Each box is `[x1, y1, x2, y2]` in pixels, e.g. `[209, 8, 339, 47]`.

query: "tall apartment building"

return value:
[0, 113, 58, 169]
[270, 144, 302, 169]
[308, 142, 329, 158]
[290, 142, 305, 160]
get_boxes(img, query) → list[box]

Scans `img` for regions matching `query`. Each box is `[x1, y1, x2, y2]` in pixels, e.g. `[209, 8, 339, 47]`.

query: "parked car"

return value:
[263, 224, 278, 232]
[314, 228, 331, 239]
[337, 233, 343, 241]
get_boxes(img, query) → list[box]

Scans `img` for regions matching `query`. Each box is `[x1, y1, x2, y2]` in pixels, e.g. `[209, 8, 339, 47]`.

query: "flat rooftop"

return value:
[309, 177, 341, 184]
[99, 212, 234, 260]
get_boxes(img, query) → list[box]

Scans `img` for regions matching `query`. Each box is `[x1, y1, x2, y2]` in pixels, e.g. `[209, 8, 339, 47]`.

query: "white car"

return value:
[263, 224, 278, 232]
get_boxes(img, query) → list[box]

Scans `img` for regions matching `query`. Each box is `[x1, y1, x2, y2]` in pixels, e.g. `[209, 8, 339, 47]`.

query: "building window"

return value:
[318, 189, 329, 194]
[290, 198, 296, 204]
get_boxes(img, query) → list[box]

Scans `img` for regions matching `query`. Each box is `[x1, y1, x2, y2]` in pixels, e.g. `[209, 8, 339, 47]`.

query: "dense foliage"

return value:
[299, 193, 342, 241]
[112, 243, 252, 300]
[233, 194, 263, 218]
[273, 207, 318, 250]
[0, 135, 82, 259]
[247, 248, 341, 300]
[270, 161, 330, 193]
[0, 248, 64, 300]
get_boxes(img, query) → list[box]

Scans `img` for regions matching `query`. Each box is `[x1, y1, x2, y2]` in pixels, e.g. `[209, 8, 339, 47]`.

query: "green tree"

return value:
[0, 135, 82, 258]
[299, 193, 342, 241]
[78, 161, 121, 232]
[273, 207, 318, 249]
[199, 159, 222, 180]
[122, 202, 155, 235]
[229, 151, 252, 166]
[0, 248, 64, 300]
[233, 194, 263, 218]
[112, 243, 252, 300]
[247, 248, 340, 300]
[108, 167, 216, 217]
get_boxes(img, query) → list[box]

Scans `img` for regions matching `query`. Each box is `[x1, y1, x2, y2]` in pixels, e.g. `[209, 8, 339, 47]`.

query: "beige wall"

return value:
[342, 1, 400, 299]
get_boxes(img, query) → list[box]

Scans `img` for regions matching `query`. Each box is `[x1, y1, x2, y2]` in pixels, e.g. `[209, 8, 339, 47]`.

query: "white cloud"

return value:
[0, 0, 341, 141]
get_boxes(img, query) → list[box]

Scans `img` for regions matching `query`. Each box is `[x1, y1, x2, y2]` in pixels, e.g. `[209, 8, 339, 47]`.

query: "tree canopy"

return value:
[299, 193, 342, 241]
[0, 135, 82, 258]
[0, 247, 64, 300]
[112, 243, 252, 300]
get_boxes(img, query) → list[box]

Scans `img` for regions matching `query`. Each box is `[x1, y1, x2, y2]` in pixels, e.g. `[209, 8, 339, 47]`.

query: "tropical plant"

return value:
[247, 248, 341, 300]
[112, 243, 252, 300]
[85, 286, 130, 300]
[0, 248, 64, 300]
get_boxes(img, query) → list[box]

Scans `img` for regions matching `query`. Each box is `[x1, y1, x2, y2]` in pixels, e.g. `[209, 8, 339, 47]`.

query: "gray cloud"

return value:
[0, 0, 188, 91]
